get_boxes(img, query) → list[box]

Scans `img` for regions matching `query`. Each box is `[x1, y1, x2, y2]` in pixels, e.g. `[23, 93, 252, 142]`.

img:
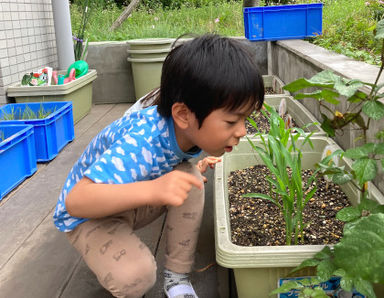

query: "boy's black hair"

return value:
[153, 34, 264, 127]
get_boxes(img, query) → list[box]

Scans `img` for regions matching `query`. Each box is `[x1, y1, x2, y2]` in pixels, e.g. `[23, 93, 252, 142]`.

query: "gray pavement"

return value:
[0, 104, 230, 298]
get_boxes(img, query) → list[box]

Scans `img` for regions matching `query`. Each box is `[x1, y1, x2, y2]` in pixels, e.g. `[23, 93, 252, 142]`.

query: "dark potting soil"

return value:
[265, 87, 275, 95]
[228, 165, 350, 246]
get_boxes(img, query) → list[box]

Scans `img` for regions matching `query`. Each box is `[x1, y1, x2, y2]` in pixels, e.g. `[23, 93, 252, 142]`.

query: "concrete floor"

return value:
[0, 104, 233, 298]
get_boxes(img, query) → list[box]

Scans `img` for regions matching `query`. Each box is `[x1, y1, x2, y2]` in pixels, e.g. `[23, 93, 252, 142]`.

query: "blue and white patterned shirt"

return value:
[53, 105, 201, 232]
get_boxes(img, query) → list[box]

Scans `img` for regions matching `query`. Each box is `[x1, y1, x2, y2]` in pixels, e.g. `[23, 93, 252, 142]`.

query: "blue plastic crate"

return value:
[0, 102, 75, 162]
[244, 3, 323, 41]
[0, 124, 37, 200]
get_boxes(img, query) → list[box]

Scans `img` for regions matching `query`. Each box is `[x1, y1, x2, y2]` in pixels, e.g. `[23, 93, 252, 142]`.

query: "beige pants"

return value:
[66, 162, 205, 298]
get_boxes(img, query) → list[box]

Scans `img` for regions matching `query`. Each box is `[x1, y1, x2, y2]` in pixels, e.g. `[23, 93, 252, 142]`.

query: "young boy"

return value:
[53, 34, 264, 298]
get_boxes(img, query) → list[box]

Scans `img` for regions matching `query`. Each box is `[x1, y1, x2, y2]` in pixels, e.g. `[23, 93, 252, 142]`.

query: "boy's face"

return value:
[187, 104, 254, 157]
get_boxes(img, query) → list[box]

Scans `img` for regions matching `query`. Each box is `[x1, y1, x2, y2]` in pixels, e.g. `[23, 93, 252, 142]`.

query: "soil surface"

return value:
[265, 87, 275, 95]
[228, 165, 350, 246]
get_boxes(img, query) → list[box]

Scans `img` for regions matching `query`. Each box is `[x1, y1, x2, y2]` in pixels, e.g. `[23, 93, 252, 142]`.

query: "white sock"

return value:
[164, 269, 198, 298]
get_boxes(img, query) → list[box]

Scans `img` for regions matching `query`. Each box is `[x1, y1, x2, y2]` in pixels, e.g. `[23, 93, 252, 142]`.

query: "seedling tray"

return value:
[0, 102, 75, 162]
[244, 3, 323, 41]
[0, 124, 37, 200]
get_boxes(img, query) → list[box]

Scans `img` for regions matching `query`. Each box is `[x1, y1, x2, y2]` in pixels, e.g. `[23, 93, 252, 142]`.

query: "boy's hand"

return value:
[196, 156, 222, 182]
[152, 170, 203, 206]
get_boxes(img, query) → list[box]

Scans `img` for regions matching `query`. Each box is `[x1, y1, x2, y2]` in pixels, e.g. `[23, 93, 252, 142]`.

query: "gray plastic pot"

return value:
[127, 38, 175, 100]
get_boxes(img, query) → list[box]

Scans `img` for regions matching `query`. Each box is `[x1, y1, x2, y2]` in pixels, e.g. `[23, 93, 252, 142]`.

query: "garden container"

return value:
[263, 75, 290, 98]
[244, 3, 323, 41]
[249, 96, 325, 136]
[127, 38, 175, 100]
[0, 102, 75, 162]
[0, 124, 37, 200]
[6, 69, 97, 123]
[214, 136, 384, 298]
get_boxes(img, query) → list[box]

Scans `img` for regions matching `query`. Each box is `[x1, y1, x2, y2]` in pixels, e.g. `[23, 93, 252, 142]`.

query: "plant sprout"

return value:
[244, 104, 318, 245]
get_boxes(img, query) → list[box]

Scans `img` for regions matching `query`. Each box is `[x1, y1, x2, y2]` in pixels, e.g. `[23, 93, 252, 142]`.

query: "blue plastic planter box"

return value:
[0, 102, 75, 162]
[244, 3, 323, 41]
[0, 124, 37, 200]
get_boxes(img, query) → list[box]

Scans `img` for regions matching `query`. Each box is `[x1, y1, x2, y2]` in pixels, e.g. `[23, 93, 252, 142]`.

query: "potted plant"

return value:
[0, 102, 75, 162]
[0, 124, 37, 200]
[243, 1, 323, 41]
[214, 110, 384, 297]
[215, 16, 384, 290]
[269, 19, 384, 298]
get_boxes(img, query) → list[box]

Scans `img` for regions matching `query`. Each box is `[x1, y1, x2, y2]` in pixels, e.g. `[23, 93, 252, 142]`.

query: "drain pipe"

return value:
[51, 0, 75, 70]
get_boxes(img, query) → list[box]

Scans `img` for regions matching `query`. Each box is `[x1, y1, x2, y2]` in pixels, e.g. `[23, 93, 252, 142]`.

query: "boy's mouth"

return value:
[224, 146, 233, 152]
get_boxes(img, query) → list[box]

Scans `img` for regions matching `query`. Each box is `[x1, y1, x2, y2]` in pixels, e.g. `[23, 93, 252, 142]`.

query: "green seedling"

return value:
[245, 104, 318, 245]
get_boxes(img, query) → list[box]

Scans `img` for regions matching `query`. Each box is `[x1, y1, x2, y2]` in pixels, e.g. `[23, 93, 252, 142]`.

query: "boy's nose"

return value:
[235, 121, 247, 138]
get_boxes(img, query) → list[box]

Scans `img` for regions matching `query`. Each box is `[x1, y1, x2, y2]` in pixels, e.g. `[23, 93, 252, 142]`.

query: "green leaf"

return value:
[334, 77, 363, 98]
[303, 287, 328, 298]
[362, 101, 384, 120]
[283, 77, 333, 93]
[304, 186, 317, 204]
[332, 172, 353, 185]
[270, 281, 302, 295]
[243, 193, 283, 210]
[354, 279, 376, 298]
[310, 70, 340, 85]
[374, 143, 384, 155]
[345, 143, 375, 159]
[334, 214, 384, 284]
[317, 259, 336, 281]
[352, 158, 377, 184]
[314, 246, 332, 260]
[291, 258, 322, 273]
[336, 206, 361, 222]
[358, 199, 380, 213]
[376, 129, 384, 141]
[375, 19, 384, 39]
[347, 91, 367, 103]
[294, 89, 341, 105]
[339, 275, 354, 292]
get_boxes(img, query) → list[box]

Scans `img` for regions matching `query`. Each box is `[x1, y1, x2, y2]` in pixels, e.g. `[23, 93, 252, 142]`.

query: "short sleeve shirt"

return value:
[53, 105, 201, 232]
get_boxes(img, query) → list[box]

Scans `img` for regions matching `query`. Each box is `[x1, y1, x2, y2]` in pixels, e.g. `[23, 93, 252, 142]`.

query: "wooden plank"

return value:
[0, 104, 131, 275]
[0, 211, 81, 298]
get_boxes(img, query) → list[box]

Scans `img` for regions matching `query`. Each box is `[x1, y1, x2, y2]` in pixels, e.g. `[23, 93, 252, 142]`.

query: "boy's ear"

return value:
[171, 102, 193, 129]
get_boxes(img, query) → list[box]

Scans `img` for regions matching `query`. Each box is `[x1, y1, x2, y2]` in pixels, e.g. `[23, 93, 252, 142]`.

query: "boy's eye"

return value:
[226, 121, 237, 125]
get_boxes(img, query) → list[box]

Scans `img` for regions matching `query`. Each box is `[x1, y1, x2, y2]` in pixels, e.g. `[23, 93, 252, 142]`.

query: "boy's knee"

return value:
[102, 257, 157, 298]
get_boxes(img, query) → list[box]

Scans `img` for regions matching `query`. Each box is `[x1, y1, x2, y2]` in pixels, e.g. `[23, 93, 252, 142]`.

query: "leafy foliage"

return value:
[275, 19, 384, 297]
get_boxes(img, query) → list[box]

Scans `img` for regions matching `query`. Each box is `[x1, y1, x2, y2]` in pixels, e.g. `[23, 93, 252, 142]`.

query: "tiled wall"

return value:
[0, 0, 58, 104]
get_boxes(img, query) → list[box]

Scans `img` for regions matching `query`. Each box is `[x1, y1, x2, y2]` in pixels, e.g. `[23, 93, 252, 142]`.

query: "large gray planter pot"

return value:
[214, 136, 384, 298]
[127, 38, 175, 100]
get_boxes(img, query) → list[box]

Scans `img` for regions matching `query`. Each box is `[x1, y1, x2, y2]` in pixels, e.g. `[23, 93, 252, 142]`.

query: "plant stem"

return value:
[368, 39, 384, 100]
